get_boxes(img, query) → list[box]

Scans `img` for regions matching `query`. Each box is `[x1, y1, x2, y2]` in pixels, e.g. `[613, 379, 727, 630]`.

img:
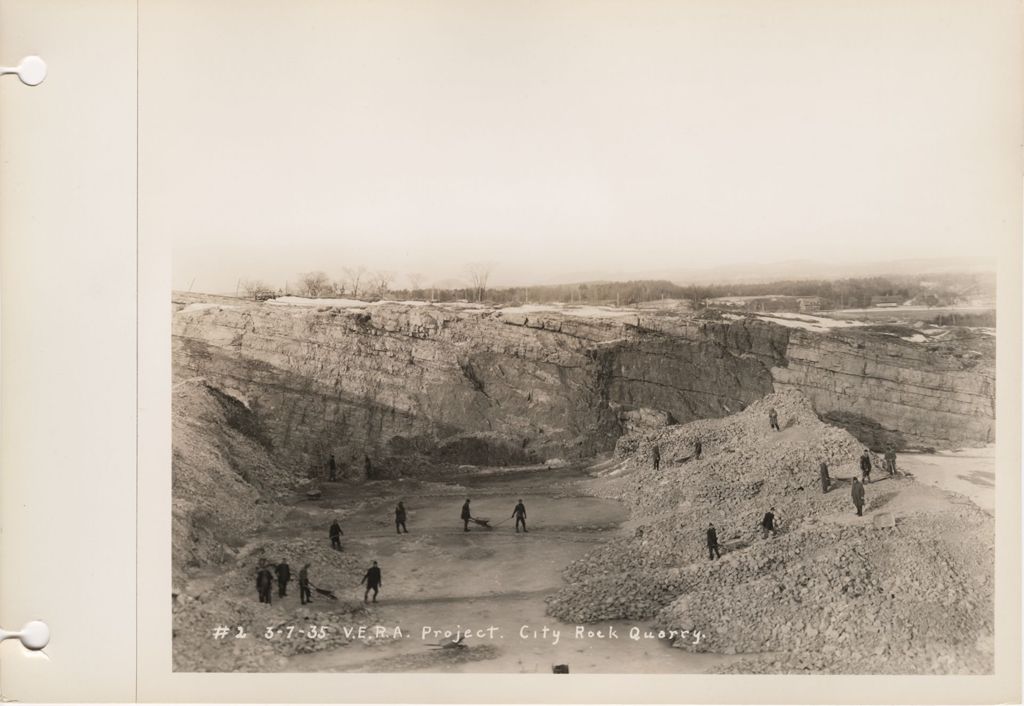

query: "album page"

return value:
[2, 0, 1022, 703]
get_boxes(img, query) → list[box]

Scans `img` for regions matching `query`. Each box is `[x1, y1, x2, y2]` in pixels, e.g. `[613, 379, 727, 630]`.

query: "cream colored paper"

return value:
[2, 0, 1022, 702]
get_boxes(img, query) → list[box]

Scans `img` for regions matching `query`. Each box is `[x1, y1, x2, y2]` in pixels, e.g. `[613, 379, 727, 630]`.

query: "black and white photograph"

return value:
[156, 0, 1011, 677]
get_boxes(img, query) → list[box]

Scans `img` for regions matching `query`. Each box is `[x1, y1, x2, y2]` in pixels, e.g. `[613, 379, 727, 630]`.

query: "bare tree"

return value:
[372, 270, 396, 299]
[239, 278, 271, 299]
[333, 278, 347, 297]
[681, 285, 713, 311]
[344, 265, 367, 298]
[298, 271, 332, 298]
[406, 272, 425, 294]
[465, 263, 493, 302]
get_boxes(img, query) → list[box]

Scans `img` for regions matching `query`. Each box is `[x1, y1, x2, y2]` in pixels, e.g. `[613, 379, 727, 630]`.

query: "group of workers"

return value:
[255, 558, 312, 605]
[278, 412, 903, 596]
[820, 446, 899, 490]
[327, 497, 530, 540]
[700, 409, 902, 560]
[705, 507, 781, 560]
[324, 452, 376, 482]
[325, 502, 409, 553]
[461, 498, 529, 532]
[255, 557, 382, 605]
[252, 493, 531, 606]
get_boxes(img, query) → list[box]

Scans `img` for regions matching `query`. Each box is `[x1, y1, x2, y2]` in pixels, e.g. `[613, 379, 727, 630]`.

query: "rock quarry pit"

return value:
[171, 293, 995, 673]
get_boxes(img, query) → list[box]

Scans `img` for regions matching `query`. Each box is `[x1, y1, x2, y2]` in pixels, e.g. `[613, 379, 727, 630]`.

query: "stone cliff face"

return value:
[172, 295, 994, 476]
[773, 328, 994, 449]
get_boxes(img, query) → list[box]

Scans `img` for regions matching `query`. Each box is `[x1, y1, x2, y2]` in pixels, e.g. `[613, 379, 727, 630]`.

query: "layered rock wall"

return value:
[172, 295, 994, 474]
[773, 328, 994, 448]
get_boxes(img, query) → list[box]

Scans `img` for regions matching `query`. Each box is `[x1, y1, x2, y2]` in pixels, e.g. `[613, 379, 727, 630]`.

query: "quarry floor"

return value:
[897, 446, 995, 514]
[270, 465, 731, 673]
[177, 447, 994, 673]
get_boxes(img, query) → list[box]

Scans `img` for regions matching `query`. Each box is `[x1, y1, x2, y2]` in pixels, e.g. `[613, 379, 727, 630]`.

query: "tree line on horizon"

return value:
[238, 269, 994, 311]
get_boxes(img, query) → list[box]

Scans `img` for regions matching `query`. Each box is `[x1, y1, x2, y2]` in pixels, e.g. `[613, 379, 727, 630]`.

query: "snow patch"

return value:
[750, 312, 865, 332]
[180, 302, 237, 313]
[271, 296, 435, 309]
[269, 296, 368, 308]
[376, 300, 431, 307]
[499, 304, 639, 319]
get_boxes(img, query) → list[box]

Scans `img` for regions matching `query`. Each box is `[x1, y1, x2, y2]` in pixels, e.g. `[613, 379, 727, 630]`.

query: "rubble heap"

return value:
[173, 379, 295, 581]
[173, 537, 377, 672]
[546, 390, 994, 673]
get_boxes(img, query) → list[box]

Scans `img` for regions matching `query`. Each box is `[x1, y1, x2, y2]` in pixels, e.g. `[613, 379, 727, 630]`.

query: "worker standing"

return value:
[852, 477, 865, 516]
[706, 524, 721, 560]
[884, 446, 897, 476]
[694, 439, 703, 460]
[298, 563, 312, 605]
[328, 453, 338, 481]
[819, 461, 831, 493]
[395, 501, 408, 534]
[768, 408, 780, 431]
[512, 499, 528, 533]
[275, 559, 291, 598]
[461, 499, 472, 532]
[859, 450, 873, 484]
[652, 444, 661, 470]
[361, 560, 382, 603]
[256, 561, 274, 604]
[761, 508, 777, 539]
[329, 519, 343, 551]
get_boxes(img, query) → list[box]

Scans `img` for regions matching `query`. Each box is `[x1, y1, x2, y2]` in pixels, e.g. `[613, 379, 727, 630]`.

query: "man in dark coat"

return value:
[329, 519, 343, 551]
[395, 501, 408, 534]
[461, 499, 472, 532]
[328, 454, 338, 481]
[852, 477, 865, 516]
[298, 563, 312, 605]
[859, 450, 872, 483]
[761, 508, 777, 538]
[256, 561, 274, 604]
[512, 499, 528, 533]
[884, 446, 897, 476]
[706, 523, 721, 560]
[694, 439, 703, 460]
[361, 560, 382, 603]
[652, 444, 661, 470]
[275, 559, 291, 598]
[819, 461, 831, 493]
[768, 408, 780, 431]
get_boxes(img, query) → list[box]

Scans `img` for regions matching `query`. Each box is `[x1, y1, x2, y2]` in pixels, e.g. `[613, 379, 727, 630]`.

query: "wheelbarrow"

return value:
[310, 584, 338, 600]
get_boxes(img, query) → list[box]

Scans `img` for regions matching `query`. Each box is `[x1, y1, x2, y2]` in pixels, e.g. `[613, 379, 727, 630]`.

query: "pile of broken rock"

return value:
[547, 391, 993, 673]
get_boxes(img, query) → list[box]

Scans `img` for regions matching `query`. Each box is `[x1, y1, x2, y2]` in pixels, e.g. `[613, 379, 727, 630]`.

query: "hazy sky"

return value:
[142, 0, 1019, 293]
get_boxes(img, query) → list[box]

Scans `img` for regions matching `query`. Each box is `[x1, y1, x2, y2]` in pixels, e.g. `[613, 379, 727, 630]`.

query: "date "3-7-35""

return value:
[264, 625, 329, 639]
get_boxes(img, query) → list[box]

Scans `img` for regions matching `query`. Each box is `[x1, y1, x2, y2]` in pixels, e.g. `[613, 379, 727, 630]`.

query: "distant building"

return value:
[870, 295, 904, 308]
[796, 296, 825, 312]
[709, 295, 818, 313]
